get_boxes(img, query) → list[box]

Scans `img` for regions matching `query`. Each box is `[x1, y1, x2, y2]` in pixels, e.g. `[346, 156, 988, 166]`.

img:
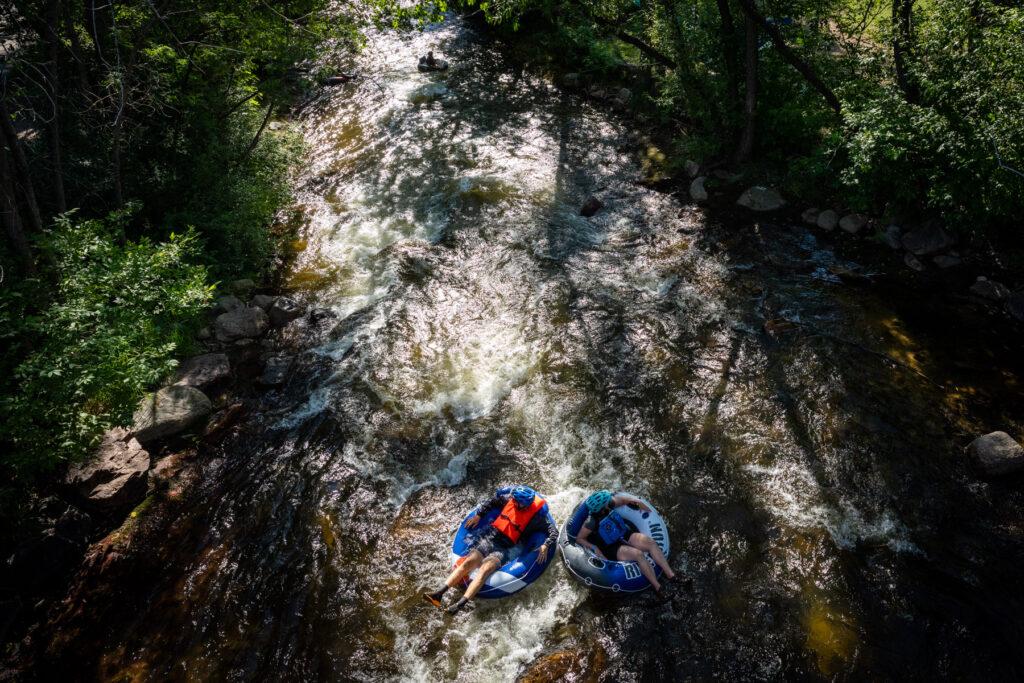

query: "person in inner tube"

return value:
[423, 485, 557, 615]
[576, 490, 676, 595]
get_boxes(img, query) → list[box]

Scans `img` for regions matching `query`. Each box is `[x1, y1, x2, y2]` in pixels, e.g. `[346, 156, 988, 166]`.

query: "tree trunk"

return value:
[736, 0, 842, 115]
[715, 0, 741, 104]
[733, 12, 758, 164]
[0, 145, 36, 273]
[892, 0, 919, 104]
[65, 0, 91, 94]
[48, 0, 68, 213]
[0, 97, 44, 235]
[111, 118, 124, 209]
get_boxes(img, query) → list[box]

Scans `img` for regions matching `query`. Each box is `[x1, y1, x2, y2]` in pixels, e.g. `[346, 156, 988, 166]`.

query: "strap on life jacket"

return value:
[491, 496, 545, 544]
[597, 509, 631, 545]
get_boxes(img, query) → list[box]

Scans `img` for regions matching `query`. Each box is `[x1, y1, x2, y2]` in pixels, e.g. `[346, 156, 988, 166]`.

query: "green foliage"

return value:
[0, 213, 211, 479]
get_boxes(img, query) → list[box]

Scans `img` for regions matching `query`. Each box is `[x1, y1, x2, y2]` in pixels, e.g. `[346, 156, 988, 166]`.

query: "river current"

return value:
[37, 18, 1024, 682]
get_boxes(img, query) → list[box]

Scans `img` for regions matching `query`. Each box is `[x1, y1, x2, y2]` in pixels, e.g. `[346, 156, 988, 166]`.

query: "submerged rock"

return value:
[970, 277, 1010, 302]
[174, 352, 230, 388]
[215, 306, 269, 342]
[737, 186, 786, 212]
[65, 428, 150, 509]
[901, 223, 956, 256]
[816, 209, 838, 231]
[579, 195, 603, 217]
[269, 296, 305, 327]
[968, 431, 1024, 476]
[132, 385, 212, 443]
[689, 176, 708, 203]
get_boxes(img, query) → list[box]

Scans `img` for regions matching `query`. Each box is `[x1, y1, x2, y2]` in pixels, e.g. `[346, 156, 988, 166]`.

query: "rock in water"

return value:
[215, 306, 269, 342]
[132, 385, 212, 443]
[684, 160, 700, 178]
[816, 209, 838, 231]
[932, 253, 962, 268]
[880, 225, 902, 250]
[737, 186, 786, 212]
[901, 223, 956, 256]
[839, 213, 868, 234]
[268, 296, 305, 327]
[689, 176, 708, 203]
[213, 295, 244, 314]
[968, 431, 1024, 476]
[65, 428, 150, 509]
[579, 195, 603, 217]
[174, 352, 230, 388]
[251, 294, 278, 310]
[969, 277, 1010, 302]
[259, 355, 294, 386]
[904, 252, 925, 272]
[801, 208, 820, 225]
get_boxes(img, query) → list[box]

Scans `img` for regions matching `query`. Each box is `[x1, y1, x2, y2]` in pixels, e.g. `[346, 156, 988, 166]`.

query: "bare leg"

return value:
[628, 533, 674, 579]
[463, 556, 501, 600]
[446, 550, 483, 587]
[618, 545, 661, 592]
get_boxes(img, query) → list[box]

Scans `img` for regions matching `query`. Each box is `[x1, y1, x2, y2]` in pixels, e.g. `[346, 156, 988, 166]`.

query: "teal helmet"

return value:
[584, 489, 613, 515]
[511, 485, 536, 507]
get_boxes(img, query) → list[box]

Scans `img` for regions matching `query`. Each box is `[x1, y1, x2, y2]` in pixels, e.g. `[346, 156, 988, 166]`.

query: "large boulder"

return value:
[251, 294, 278, 311]
[215, 306, 268, 342]
[213, 295, 244, 315]
[901, 224, 956, 256]
[174, 352, 230, 388]
[737, 186, 785, 212]
[268, 297, 305, 327]
[684, 160, 700, 179]
[969, 277, 1010, 302]
[65, 428, 150, 509]
[689, 176, 708, 203]
[967, 431, 1024, 477]
[816, 209, 838, 231]
[801, 208, 820, 225]
[880, 225, 902, 250]
[839, 213, 868, 234]
[132, 385, 212, 443]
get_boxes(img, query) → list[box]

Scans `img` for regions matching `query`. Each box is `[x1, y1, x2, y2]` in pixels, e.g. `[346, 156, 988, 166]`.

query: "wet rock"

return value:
[203, 402, 246, 439]
[579, 195, 603, 217]
[324, 74, 356, 86]
[684, 160, 700, 178]
[213, 295, 244, 314]
[904, 252, 925, 272]
[970, 277, 1010, 302]
[132, 385, 212, 443]
[968, 431, 1024, 476]
[801, 207, 820, 225]
[614, 87, 631, 106]
[816, 209, 838, 231]
[269, 296, 305, 327]
[839, 213, 868, 234]
[252, 294, 278, 310]
[901, 223, 956, 256]
[65, 428, 150, 508]
[562, 72, 580, 89]
[227, 279, 256, 297]
[174, 352, 230, 388]
[737, 186, 786, 212]
[215, 306, 269, 342]
[197, 326, 212, 341]
[309, 307, 337, 323]
[932, 253, 962, 269]
[880, 225, 902, 250]
[1006, 291, 1024, 322]
[259, 355, 294, 386]
[151, 453, 187, 487]
[689, 176, 708, 203]
[588, 85, 607, 100]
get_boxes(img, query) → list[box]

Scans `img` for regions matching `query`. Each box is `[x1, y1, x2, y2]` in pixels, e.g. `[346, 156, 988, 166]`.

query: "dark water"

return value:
[37, 19, 1024, 682]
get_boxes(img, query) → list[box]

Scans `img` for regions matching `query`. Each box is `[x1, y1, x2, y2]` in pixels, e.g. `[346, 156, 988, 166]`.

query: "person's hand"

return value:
[639, 502, 651, 512]
[537, 545, 549, 563]
[466, 514, 481, 529]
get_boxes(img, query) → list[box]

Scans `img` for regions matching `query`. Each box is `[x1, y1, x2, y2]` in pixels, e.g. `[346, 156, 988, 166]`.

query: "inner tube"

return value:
[558, 492, 670, 593]
[448, 494, 556, 599]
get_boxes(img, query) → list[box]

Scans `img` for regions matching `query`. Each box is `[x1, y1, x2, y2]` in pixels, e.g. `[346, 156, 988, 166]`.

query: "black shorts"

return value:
[470, 529, 514, 565]
[592, 521, 638, 560]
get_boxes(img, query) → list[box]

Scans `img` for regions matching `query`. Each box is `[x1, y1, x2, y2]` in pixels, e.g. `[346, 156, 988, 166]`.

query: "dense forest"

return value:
[1, 0, 1022, 561]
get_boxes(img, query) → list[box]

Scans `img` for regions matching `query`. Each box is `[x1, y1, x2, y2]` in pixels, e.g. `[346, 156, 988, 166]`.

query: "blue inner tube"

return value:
[558, 492, 670, 593]
[448, 494, 556, 600]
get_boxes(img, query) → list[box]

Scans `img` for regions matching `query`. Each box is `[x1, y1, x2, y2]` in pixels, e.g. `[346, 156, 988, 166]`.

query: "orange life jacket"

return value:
[491, 496, 545, 544]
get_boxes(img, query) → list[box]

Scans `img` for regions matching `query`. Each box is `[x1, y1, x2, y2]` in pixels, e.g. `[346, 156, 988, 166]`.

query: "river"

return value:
[36, 17, 1024, 682]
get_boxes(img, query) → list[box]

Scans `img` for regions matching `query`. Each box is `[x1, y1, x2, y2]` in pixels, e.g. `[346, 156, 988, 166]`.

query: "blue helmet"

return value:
[511, 485, 536, 507]
[585, 489, 613, 515]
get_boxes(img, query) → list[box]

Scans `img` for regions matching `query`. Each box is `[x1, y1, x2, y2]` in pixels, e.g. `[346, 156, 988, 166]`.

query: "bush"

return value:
[0, 211, 211, 480]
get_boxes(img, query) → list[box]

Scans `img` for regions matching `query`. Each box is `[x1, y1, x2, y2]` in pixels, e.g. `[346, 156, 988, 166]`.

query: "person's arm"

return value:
[576, 524, 606, 559]
[611, 493, 650, 512]
[466, 492, 506, 528]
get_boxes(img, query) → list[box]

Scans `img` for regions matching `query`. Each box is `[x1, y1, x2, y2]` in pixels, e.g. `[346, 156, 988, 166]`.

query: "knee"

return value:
[481, 558, 501, 574]
[634, 534, 655, 550]
[620, 547, 643, 562]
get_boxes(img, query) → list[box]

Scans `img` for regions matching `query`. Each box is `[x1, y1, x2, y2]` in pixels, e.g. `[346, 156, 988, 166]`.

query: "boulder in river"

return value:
[816, 209, 838, 231]
[901, 223, 956, 256]
[259, 355, 294, 386]
[213, 295, 244, 315]
[737, 186, 786, 212]
[579, 195, 603, 217]
[215, 306, 269, 342]
[968, 431, 1024, 477]
[65, 428, 150, 509]
[880, 225, 902, 250]
[839, 213, 868, 234]
[801, 208, 820, 225]
[132, 385, 212, 443]
[174, 352, 230, 388]
[684, 160, 700, 179]
[268, 296, 305, 327]
[252, 294, 278, 310]
[969, 276, 1010, 302]
[689, 176, 708, 203]
[903, 252, 925, 272]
